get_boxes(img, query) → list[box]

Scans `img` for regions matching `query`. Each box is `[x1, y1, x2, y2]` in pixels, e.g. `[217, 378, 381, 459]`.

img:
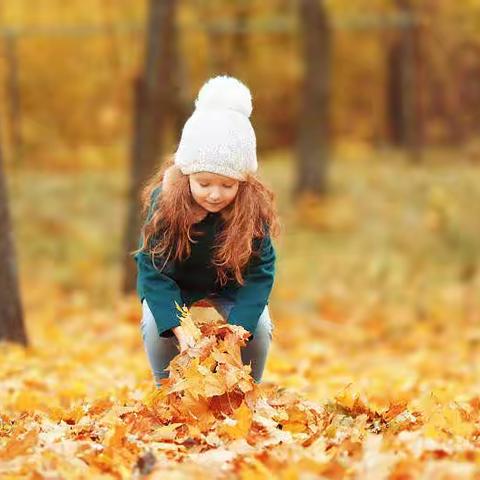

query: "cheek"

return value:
[191, 185, 205, 199]
[226, 188, 239, 202]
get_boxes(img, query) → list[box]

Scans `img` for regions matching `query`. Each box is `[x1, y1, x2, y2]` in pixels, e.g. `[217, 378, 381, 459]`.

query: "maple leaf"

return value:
[175, 301, 202, 341]
[282, 405, 309, 434]
[218, 401, 253, 441]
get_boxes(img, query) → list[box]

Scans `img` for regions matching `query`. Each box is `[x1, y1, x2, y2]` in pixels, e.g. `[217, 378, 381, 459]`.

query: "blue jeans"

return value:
[140, 296, 274, 387]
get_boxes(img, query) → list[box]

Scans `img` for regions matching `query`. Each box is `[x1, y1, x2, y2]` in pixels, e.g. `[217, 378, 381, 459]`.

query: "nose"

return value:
[208, 188, 221, 201]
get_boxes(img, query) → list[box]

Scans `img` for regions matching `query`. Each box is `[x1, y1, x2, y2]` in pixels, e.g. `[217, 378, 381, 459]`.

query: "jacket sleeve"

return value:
[134, 186, 183, 337]
[226, 233, 276, 335]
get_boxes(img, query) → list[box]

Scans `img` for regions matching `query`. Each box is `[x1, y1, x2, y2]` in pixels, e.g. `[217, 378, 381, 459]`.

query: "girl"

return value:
[132, 75, 280, 387]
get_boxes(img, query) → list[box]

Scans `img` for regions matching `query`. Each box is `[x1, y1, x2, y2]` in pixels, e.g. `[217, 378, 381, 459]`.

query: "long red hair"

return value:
[131, 157, 281, 287]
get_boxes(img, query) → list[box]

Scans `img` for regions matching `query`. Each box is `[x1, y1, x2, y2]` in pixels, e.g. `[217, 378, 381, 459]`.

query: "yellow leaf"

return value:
[149, 423, 183, 441]
[105, 423, 127, 448]
[218, 401, 253, 441]
[175, 301, 188, 314]
[0, 428, 38, 461]
[283, 406, 308, 434]
[177, 306, 202, 341]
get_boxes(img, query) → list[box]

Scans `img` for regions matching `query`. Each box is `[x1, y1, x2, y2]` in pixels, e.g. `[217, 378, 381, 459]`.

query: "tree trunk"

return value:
[122, 0, 178, 293]
[386, 38, 404, 146]
[169, 20, 191, 142]
[294, 0, 332, 197]
[5, 35, 23, 166]
[0, 132, 27, 345]
[386, 0, 421, 161]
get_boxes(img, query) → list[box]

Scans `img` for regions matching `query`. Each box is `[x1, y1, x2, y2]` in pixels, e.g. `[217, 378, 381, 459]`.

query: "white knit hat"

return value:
[174, 75, 257, 181]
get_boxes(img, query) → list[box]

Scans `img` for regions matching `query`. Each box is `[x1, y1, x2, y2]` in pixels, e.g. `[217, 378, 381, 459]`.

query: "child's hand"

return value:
[172, 326, 196, 352]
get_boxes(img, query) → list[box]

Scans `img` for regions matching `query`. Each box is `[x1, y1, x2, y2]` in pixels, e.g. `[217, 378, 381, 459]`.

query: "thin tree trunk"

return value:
[4, 35, 23, 166]
[386, 0, 421, 161]
[169, 19, 190, 142]
[386, 37, 404, 146]
[0, 131, 27, 345]
[294, 0, 332, 197]
[122, 0, 177, 293]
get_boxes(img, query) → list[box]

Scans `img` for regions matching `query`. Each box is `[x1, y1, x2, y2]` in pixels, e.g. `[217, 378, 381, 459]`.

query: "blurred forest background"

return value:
[1, 0, 480, 167]
[1, 1, 480, 477]
[1, 0, 479, 296]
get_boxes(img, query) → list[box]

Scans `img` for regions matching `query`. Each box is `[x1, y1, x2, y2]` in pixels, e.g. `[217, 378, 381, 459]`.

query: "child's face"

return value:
[189, 172, 240, 212]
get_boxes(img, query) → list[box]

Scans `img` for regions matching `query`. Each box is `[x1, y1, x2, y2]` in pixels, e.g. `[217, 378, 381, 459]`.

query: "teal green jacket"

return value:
[134, 186, 276, 338]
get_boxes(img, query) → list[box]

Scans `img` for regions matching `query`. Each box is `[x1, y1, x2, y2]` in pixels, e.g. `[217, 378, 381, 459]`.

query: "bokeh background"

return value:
[2, 0, 480, 422]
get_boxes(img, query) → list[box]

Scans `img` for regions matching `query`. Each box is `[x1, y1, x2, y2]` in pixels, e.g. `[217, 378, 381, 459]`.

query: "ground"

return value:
[2, 147, 480, 478]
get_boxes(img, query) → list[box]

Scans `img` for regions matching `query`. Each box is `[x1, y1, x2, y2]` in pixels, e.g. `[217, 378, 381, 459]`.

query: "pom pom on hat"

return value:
[174, 75, 257, 181]
[194, 75, 253, 118]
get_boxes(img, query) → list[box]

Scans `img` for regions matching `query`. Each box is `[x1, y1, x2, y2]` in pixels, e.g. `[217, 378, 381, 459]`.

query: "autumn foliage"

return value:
[3, 295, 480, 479]
[0, 303, 322, 477]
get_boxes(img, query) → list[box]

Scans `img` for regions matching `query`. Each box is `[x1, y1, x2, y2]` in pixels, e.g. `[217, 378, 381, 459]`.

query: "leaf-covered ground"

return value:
[3, 151, 480, 478]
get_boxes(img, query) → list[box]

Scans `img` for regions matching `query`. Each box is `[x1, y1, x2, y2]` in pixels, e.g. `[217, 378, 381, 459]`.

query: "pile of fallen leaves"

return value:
[0, 301, 433, 479]
[0, 304, 323, 478]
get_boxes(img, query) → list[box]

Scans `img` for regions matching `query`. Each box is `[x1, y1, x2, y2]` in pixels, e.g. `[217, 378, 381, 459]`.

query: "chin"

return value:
[204, 203, 223, 211]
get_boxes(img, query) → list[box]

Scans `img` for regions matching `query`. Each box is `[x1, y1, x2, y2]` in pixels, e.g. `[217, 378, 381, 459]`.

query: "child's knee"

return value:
[253, 306, 273, 340]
